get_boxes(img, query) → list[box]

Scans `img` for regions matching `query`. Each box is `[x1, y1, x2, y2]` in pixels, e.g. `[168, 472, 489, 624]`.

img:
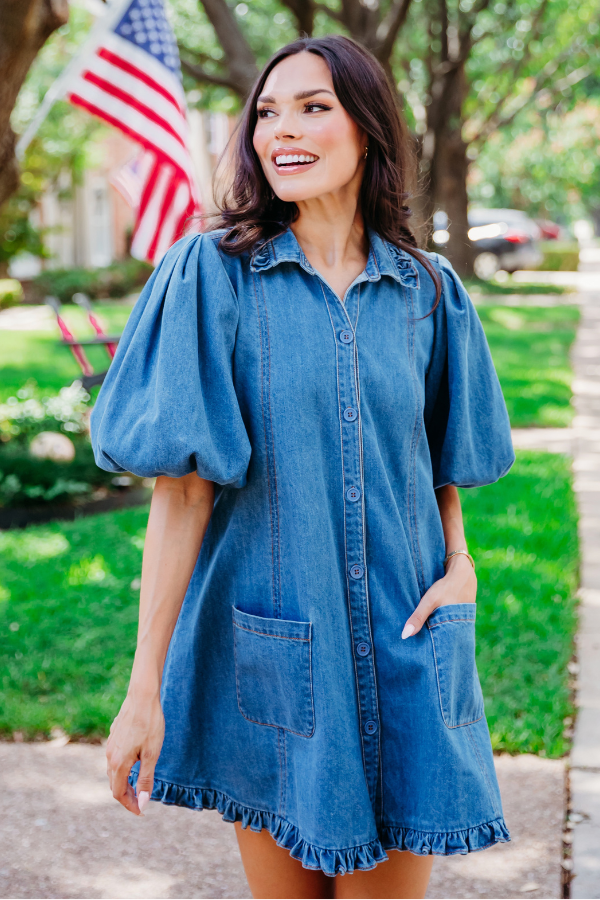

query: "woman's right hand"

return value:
[104, 473, 214, 816]
[106, 687, 165, 816]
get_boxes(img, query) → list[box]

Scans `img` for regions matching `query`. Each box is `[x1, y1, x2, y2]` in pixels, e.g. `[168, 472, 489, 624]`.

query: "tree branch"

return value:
[313, 2, 344, 23]
[180, 58, 241, 92]
[457, 0, 493, 63]
[374, 0, 413, 64]
[198, 0, 258, 97]
[468, 40, 592, 144]
[439, 0, 449, 63]
[278, 0, 316, 35]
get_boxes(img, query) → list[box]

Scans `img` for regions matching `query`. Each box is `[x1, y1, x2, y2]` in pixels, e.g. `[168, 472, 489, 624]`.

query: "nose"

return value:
[274, 108, 301, 142]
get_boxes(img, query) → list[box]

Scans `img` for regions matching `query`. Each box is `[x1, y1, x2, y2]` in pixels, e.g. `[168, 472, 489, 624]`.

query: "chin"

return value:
[271, 184, 327, 204]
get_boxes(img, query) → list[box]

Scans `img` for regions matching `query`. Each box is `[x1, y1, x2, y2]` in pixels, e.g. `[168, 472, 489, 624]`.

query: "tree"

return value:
[2, 5, 105, 277]
[470, 100, 600, 227]
[174, 0, 600, 274]
[8, 0, 600, 274]
[0, 0, 69, 208]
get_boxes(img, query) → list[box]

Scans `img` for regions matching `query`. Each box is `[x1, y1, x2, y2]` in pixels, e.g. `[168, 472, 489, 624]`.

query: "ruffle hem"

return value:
[129, 771, 510, 877]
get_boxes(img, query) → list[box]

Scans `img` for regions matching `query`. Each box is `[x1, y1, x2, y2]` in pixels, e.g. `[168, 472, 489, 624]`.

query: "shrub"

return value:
[0, 442, 116, 508]
[0, 381, 90, 445]
[0, 381, 141, 509]
[0, 279, 24, 310]
[32, 258, 153, 304]
[536, 241, 580, 272]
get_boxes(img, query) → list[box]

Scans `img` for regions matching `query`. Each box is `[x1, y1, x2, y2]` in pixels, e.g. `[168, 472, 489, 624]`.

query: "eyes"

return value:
[257, 102, 333, 119]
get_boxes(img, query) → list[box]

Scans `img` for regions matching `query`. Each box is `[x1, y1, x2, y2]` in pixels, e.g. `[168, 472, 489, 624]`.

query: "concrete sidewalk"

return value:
[569, 280, 600, 899]
[0, 741, 564, 900]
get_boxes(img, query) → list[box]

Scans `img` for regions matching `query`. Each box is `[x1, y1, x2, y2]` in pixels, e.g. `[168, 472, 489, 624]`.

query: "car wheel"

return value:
[474, 252, 500, 280]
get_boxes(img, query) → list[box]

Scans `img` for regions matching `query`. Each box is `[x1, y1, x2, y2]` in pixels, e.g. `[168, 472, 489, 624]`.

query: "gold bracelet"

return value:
[443, 549, 475, 570]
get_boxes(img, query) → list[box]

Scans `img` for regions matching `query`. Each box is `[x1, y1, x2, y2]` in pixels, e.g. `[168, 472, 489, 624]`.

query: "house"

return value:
[9, 109, 233, 280]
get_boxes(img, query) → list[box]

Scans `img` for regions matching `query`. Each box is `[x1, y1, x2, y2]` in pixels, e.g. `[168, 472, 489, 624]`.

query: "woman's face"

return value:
[253, 52, 367, 205]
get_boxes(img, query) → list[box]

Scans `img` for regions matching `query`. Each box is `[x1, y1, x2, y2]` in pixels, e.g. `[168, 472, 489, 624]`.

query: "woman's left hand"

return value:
[401, 553, 477, 639]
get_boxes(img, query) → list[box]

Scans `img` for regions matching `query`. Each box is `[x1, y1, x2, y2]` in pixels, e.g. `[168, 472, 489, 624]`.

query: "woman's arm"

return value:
[401, 484, 477, 639]
[106, 472, 215, 815]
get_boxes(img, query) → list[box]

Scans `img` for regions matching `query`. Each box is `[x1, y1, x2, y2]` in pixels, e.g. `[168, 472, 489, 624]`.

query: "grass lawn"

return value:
[460, 450, 578, 757]
[1, 300, 578, 429]
[478, 305, 579, 427]
[463, 277, 567, 295]
[0, 450, 578, 757]
[0, 302, 134, 401]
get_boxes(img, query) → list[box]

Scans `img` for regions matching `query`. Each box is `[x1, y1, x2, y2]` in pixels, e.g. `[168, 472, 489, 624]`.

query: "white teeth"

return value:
[275, 153, 317, 166]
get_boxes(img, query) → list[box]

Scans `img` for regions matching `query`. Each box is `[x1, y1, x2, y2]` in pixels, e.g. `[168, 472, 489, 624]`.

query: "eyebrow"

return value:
[257, 88, 335, 104]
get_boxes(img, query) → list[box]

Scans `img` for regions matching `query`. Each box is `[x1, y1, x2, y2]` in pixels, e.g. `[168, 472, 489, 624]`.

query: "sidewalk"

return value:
[507, 265, 600, 897]
[569, 272, 600, 899]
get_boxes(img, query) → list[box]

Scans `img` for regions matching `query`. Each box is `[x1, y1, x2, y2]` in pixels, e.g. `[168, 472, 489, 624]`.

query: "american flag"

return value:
[67, 0, 201, 264]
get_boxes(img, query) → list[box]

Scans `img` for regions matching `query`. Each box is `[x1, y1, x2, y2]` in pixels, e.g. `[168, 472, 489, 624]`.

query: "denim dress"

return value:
[91, 228, 515, 876]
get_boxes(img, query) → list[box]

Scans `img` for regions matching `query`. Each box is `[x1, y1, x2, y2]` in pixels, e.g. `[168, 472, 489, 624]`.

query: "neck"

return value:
[290, 190, 367, 270]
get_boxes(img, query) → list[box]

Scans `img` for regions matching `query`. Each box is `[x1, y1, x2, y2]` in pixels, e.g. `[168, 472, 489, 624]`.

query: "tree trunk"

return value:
[0, 0, 69, 209]
[421, 60, 474, 276]
[434, 129, 472, 276]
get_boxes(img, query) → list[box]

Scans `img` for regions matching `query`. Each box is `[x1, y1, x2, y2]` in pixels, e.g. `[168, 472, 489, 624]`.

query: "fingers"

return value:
[110, 756, 142, 815]
[135, 749, 157, 816]
[401, 590, 437, 639]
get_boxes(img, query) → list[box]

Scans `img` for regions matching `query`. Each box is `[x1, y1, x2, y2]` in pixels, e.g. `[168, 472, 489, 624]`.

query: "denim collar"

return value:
[249, 226, 419, 289]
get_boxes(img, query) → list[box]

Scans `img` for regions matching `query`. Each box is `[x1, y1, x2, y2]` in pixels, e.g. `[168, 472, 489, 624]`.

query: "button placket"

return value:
[324, 284, 381, 812]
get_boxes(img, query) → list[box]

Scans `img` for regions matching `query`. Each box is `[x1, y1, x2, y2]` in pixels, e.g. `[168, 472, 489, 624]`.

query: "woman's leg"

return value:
[334, 851, 433, 900]
[234, 821, 334, 899]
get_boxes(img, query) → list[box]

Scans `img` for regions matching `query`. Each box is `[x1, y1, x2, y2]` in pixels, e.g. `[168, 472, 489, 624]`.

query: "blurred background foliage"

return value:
[1, 5, 106, 277]
[6, 0, 600, 274]
[470, 99, 600, 223]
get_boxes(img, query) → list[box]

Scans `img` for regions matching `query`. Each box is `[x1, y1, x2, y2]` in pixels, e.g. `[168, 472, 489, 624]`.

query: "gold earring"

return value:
[363, 146, 369, 159]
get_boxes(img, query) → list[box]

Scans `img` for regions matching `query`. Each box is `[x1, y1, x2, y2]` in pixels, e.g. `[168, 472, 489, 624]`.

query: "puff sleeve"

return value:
[90, 234, 251, 485]
[424, 255, 515, 490]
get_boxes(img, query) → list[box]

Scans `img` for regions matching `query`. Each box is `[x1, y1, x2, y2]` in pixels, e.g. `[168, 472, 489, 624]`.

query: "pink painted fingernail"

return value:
[401, 623, 415, 640]
[138, 791, 150, 814]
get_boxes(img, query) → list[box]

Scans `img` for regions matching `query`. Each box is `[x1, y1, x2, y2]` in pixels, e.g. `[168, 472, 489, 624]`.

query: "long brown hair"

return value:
[209, 35, 441, 310]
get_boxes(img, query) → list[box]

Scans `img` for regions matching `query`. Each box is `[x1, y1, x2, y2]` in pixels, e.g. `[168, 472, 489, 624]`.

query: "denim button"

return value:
[339, 330, 353, 344]
[346, 486, 361, 503]
[356, 641, 371, 657]
[349, 564, 364, 580]
[343, 407, 358, 422]
[364, 720, 378, 735]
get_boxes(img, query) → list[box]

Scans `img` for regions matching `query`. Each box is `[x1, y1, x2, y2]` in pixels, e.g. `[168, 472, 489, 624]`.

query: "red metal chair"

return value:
[45, 293, 121, 390]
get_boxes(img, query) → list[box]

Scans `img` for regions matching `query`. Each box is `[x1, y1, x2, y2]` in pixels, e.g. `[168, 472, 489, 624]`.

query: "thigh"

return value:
[234, 821, 334, 899]
[334, 850, 433, 900]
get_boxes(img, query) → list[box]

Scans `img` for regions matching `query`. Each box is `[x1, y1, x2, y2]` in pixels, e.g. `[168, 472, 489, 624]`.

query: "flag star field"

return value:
[115, 0, 181, 75]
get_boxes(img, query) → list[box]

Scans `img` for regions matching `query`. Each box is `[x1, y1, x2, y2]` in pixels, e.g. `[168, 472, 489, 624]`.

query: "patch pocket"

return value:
[232, 606, 315, 737]
[427, 604, 484, 728]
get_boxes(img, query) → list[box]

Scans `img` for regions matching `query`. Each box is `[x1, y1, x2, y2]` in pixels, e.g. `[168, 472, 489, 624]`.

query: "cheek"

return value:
[253, 124, 269, 160]
[309, 117, 361, 168]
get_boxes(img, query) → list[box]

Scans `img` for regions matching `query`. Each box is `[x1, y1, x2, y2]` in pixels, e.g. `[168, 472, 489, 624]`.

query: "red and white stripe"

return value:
[67, 32, 200, 264]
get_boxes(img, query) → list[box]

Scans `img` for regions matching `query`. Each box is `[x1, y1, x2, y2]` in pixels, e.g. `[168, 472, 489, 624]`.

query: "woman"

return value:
[91, 35, 514, 900]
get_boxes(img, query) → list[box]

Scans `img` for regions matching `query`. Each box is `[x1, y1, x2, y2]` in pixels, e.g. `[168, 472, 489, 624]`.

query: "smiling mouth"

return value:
[274, 153, 319, 168]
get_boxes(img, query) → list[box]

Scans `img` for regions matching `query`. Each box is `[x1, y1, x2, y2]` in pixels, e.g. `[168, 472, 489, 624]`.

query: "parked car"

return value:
[535, 219, 563, 240]
[432, 208, 543, 279]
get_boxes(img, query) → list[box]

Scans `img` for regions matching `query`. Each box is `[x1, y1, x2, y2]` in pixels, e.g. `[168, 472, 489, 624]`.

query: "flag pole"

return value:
[16, 0, 131, 160]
